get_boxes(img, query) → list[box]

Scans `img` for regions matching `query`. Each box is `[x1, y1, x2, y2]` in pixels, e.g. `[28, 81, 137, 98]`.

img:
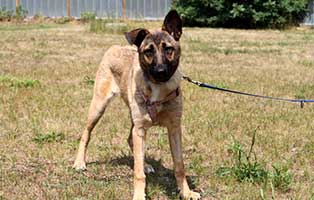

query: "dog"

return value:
[73, 10, 201, 200]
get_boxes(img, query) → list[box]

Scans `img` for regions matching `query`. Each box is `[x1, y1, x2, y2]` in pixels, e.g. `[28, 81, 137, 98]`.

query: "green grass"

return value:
[0, 24, 57, 31]
[216, 131, 292, 193]
[216, 131, 268, 183]
[90, 19, 162, 34]
[32, 131, 65, 145]
[1, 22, 314, 199]
[0, 75, 40, 88]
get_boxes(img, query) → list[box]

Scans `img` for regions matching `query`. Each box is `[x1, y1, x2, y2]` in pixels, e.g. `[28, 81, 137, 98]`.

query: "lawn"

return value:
[1, 21, 314, 199]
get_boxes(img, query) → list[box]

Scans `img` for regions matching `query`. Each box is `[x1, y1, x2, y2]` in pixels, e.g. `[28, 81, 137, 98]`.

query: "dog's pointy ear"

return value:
[125, 28, 150, 48]
[162, 10, 182, 41]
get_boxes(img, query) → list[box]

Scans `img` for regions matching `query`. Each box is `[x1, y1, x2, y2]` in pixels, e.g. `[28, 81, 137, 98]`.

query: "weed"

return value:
[0, 7, 13, 21]
[55, 16, 71, 24]
[300, 59, 314, 68]
[311, 193, 314, 200]
[0, 75, 40, 88]
[83, 76, 95, 86]
[216, 130, 268, 183]
[295, 84, 314, 99]
[90, 19, 128, 34]
[295, 88, 306, 99]
[216, 130, 293, 193]
[81, 12, 96, 22]
[15, 6, 28, 20]
[188, 155, 205, 175]
[32, 50, 48, 60]
[0, 6, 27, 21]
[90, 19, 105, 33]
[32, 132, 65, 145]
[269, 164, 292, 192]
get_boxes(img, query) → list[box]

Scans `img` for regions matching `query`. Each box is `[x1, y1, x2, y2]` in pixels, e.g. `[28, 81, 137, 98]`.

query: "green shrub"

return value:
[15, 5, 28, 20]
[90, 19, 128, 34]
[55, 16, 72, 24]
[81, 12, 96, 22]
[173, 0, 308, 28]
[0, 7, 13, 21]
[0, 6, 28, 21]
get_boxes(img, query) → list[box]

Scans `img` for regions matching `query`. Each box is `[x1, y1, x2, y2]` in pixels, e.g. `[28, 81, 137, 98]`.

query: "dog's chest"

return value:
[129, 67, 182, 126]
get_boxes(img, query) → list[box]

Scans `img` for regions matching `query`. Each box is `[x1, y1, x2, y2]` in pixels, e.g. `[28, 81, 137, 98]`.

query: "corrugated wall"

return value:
[0, 0, 172, 19]
[0, 0, 15, 10]
[126, 0, 170, 19]
[304, 0, 314, 25]
[69, 0, 122, 18]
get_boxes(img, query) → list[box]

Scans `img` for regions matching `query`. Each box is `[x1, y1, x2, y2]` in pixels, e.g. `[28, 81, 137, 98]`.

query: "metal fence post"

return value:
[16, 0, 20, 12]
[67, 0, 71, 17]
[122, 0, 126, 19]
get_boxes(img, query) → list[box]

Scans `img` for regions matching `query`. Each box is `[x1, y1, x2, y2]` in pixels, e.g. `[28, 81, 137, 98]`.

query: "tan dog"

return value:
[73, 10, 201, 200]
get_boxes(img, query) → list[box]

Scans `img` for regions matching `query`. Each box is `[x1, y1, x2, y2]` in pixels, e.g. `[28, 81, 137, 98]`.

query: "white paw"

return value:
[132, 197, 145, 200]
[73, 160, 87, 171]
[181, 191, 201, 200]
[132, 193, 145, 200]
[144, 163, 155, 174]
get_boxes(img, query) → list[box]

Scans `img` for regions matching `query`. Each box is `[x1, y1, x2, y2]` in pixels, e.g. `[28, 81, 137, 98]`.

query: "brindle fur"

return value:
[73, 10, 201, 200]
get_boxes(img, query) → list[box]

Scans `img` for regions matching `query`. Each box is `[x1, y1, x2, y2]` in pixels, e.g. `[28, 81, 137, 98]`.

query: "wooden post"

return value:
[15, 0, 20, 12]
[122, 0, 126, 19]
[67, 0, 71, 17]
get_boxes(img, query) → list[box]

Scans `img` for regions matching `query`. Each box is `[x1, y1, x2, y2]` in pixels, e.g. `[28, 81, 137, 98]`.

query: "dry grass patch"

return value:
[1, 22, 314, 199]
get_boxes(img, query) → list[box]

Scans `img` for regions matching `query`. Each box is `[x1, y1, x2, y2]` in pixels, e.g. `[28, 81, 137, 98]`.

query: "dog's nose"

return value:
[156, 67, 167, 76]
[150, 65, 170, 82]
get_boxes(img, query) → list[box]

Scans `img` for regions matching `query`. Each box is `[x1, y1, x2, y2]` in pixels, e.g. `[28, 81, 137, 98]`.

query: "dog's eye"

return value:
[164, 47, 174, 55]
[144, 49, 154, 57]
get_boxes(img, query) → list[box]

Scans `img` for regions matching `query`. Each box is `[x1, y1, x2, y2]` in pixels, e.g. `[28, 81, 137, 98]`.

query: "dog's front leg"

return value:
[132, 126, 146, 200]
[167, 125, 201, 200]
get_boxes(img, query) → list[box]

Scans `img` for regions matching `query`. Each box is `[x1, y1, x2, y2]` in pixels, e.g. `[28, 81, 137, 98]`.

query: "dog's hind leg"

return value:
[73, 70, 119, 170]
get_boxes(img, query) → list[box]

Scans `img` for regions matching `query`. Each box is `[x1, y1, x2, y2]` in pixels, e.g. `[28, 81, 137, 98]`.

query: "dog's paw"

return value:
[132, 194, 145, 200]
[73, 160, 87, 171]
[144, 163, 155, 174]
[181, 191, 201, 200]
[132, 197, 145, 200]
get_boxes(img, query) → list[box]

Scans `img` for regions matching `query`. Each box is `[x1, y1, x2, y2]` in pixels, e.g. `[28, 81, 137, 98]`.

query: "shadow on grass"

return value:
[89, 155, 198, 199]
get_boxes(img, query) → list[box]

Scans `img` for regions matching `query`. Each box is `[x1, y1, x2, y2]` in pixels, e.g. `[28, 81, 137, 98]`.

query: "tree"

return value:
[172, 0, 308, 28]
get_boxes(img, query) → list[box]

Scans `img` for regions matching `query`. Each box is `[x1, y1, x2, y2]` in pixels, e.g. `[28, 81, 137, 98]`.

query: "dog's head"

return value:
[125, 10, 182, 83]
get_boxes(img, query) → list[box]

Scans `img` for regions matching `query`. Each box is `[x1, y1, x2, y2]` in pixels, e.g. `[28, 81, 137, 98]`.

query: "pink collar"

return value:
[141, 88, 180, 123]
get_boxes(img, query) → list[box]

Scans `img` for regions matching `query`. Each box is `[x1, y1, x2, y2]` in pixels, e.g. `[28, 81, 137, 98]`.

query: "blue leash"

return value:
[182, 75, 314, 108]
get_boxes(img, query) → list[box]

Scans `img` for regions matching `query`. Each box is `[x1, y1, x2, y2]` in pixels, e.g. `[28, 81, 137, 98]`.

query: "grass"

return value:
[0, 75, 40, 88]
[32, 131, 65, 145]
[1, 21, 314, 200]
[216, 131, 269, 184]
[90, 19, 162, 34]
[216, 131, 292, 194]
[0, 23, 57, 31]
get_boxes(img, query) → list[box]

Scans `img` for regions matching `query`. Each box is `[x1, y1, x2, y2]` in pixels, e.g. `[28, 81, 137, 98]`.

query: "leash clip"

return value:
[300, 101, 304, 109]
[182, 75, 202, 86]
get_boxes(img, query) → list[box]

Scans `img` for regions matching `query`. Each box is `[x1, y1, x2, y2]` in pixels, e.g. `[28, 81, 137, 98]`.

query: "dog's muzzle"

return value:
[150, 64, 172, 82]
